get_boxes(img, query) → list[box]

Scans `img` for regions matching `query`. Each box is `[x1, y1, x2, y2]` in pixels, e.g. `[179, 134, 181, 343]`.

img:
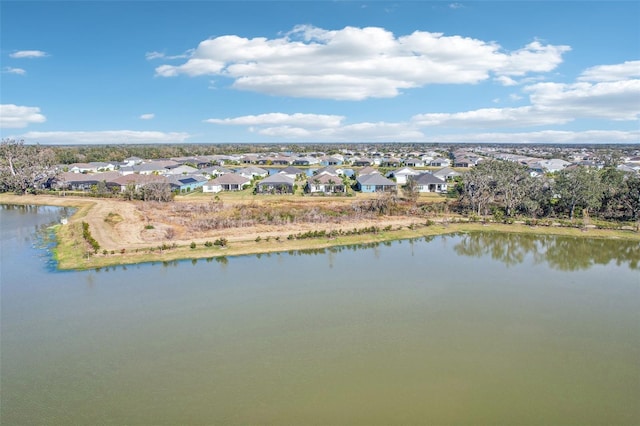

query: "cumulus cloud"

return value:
[578, 60, 640, 82]
[422, 130, 639, 144]
[3, 67, 26, 75]
[155, 25, 570, 100]
[204, 112, 344, 128]
[413, 66, 640, 128]
[525, 79, 640, 121]
[14, 130, 191, 145]
[412, 106, 567, 128]
[139, 113, 155, 120]
[0, 104, 46, 128]
[9, 50, 48, 58]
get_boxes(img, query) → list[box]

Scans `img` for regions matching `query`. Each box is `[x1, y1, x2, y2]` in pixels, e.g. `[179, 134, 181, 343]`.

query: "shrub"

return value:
[190, 242, 196, 249]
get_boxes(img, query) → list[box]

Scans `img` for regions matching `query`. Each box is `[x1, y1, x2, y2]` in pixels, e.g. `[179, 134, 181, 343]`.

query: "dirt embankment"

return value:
[1, 194, 431, 251]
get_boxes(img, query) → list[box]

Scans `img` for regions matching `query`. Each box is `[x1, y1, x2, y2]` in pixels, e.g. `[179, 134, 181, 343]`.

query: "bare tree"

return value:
[0, 139, 58, 194]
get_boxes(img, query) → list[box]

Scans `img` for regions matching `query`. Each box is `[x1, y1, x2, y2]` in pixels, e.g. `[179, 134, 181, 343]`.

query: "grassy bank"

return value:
[2, 193, 638, 271]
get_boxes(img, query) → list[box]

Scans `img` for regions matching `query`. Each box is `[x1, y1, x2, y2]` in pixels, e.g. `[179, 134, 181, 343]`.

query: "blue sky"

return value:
[1, 1, 639, 145]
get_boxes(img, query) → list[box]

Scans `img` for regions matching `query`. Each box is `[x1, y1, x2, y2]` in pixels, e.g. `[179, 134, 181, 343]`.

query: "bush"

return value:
[190, 242, 196, 249]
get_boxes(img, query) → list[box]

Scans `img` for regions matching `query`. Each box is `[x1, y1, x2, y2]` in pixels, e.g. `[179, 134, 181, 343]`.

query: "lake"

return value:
[1, 204, 639, 425]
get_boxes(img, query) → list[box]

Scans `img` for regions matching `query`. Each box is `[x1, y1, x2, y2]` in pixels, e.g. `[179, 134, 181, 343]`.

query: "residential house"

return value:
[386, 167, 420, 185]
[356, 173, 397, 193]
[111, 174, 169, 191]
[381, 157, 402, 167]
[358, 166, 379, 177]
[404, 158, 425, 168]
[305, 173, 346, 194]
[319, 156, 344, 166]
[430, 157, 451, 167]
[530, 159, 571, 173]
[201, 165, 233, 177]
[353, 158, 374, 167]
[278, 166, 306, 180]
[236, 166, 269, 179]
[412, 173, 448, 193]
[167, 175, 207, 192]
[122, 156, 143, 167]
[54, 171, 121, 191]
[256, 174, 295, 194]
[315, 166, 344, 177]
[67, 163, 96, 173]
[433, 167, 461, 181]
[203, 174, 251, 193]
[293, 156, 320, 166]
[165, 164, 199, 176]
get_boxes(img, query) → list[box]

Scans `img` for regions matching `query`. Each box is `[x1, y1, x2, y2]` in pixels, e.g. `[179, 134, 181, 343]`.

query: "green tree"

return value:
[553, 166, 603, 220]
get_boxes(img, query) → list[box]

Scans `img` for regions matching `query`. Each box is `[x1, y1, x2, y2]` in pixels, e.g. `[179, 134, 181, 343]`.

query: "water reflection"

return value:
[454, 232, 639, 271]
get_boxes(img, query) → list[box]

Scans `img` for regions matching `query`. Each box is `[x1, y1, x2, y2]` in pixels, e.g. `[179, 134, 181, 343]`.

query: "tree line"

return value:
[457, 159, 639, 223]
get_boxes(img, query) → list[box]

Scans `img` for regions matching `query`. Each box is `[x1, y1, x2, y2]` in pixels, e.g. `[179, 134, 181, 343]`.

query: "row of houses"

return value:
[53, 162, 456, 196]
[63, 150, 454, 174]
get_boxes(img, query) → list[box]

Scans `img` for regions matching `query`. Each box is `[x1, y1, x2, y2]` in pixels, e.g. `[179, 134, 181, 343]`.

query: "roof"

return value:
[357, 174, 396, 186]
[258, 174, 295, 185]
[413, 173, 446, 185]
[112, 174, 169, 185]
[208, 174, 251, 185]
[279, 166, 305, 174]
[358, 166, 379, 176]
[433, 167, 461, 178]
[308, 174, 342, 184]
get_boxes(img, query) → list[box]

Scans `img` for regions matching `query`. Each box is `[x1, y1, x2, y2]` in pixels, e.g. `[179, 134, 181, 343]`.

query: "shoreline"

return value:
[2, 193, 639, 271]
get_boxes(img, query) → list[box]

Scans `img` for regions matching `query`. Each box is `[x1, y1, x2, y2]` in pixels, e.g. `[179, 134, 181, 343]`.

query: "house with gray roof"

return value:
[203, 174, 251, 193]
[386, 167, 420, 185]
[412, 173, 448, 193]
[433, 167, 461, 181]
[236, 166, 269, 179]
[356, 173, 397, 193]
[256, 174, 295, 194]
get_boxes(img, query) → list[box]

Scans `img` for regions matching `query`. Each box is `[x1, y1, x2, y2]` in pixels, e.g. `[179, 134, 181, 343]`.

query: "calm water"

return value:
[1, 205, 639, 425]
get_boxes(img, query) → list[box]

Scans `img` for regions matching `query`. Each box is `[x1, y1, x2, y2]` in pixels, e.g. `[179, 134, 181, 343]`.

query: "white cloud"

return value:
[0, 104, 46, 128]
[422, 130, 639, 144]
[139, 113, 155, 120]
[578, 60, 640, 82]
[3, 67, 26, 75]
[412, 106, 567, 128]
[204, 112, 344, 128]
[155, 25, 570, 100]
[525, 79, 640, 121]
[494, 76, 518, 86]
[412, 67, 640, 129]
[9, 50, 48, 58]
[145, 51, 190, 60]
[495, 41, 570, 77]
[13, 130, 191, 145]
